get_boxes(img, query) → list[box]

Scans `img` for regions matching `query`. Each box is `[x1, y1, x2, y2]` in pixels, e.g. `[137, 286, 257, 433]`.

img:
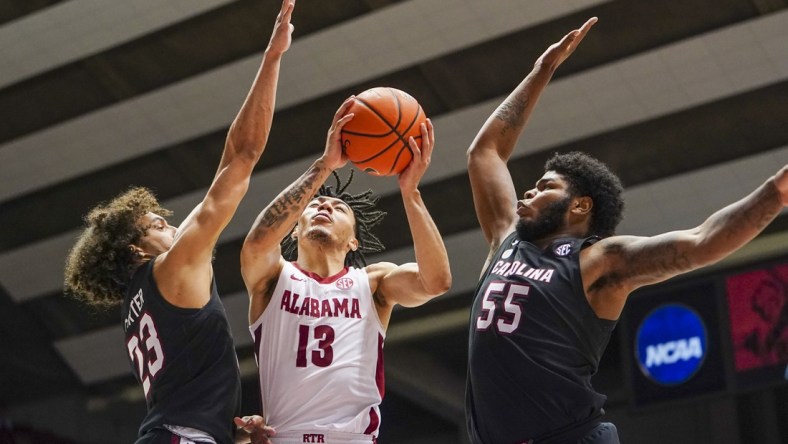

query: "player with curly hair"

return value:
[63, 1, 297, 443]
[240, 98, 452, 444]
[465, 18, 788, 444]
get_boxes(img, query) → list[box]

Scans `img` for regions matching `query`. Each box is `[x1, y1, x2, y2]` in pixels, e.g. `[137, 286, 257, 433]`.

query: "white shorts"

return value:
[271, 430, 375, 444]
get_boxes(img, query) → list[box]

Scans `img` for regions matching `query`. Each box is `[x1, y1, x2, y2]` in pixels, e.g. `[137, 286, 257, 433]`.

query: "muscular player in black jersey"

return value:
[465, 17, 788, 444]
[63, 1, 296, 443]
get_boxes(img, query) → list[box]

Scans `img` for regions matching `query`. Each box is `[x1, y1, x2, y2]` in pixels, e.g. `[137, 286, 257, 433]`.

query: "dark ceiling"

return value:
[1, 1, 787, 443]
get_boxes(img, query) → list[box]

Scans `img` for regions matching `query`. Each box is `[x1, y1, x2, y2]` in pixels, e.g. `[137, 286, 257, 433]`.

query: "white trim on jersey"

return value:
[250, 262, 385, 437]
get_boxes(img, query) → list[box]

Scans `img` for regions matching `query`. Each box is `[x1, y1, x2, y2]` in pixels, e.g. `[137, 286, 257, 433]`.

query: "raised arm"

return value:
[155, 0, 295, 307]
[583, 166, 788, 319]
[467, 18, 597, 253]
[241, 97, 355, 318]
[375, 120, 452, 310]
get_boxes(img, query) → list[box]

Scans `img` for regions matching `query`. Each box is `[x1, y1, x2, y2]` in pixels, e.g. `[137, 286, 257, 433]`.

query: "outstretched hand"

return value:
[399, 119, 435, 192]
[268, 0, 295, 55]
[321, 96, 355, 171]
[535, 17, 597, 73]
[234, 415, 276, 444]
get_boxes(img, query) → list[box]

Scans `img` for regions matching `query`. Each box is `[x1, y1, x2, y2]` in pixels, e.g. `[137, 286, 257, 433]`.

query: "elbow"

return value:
[425, 273, 452, 297]
[467, 141, 482, 160]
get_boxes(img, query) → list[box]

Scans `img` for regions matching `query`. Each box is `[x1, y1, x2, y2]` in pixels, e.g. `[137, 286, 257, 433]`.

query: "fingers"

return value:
[334, 113, 354, 132]
[334, 96, 355, 120]
[234, 415, 263, 431]
[279, 0, 295, 19]
[425, 118, 435, 157]
[571, 16, 597, 47]
[330, 96, 356, 134]
[555, 30, 579, 51]
[281, 0, 295, 23]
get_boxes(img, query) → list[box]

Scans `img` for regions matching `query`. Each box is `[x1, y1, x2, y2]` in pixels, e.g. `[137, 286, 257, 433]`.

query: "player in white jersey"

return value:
[241, 98, 452, 444]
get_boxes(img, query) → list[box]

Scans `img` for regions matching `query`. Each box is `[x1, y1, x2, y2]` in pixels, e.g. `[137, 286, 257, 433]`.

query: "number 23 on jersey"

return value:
[126, 312, 164, 397]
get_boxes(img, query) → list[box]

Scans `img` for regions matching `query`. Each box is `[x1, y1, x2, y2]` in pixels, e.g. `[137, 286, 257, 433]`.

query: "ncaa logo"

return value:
[635, 303, 707, 385]
[554, 243, 572, 256]
[336, 277, 354, 290]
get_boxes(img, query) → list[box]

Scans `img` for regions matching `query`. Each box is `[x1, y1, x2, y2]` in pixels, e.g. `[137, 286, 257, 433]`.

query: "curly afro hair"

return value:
[281, 170, 386, 268]
[64, 187, 172, 308]
[545, 151, 624, 238]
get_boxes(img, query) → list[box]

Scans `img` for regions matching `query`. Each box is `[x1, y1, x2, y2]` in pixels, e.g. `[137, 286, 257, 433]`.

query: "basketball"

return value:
[341, 87, 427, 176]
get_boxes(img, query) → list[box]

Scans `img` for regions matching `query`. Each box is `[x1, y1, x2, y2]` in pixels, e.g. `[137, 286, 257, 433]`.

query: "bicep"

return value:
[467, 148, 518, 245]
[240, 236, 285, 294]
[591, 231, 702, 291]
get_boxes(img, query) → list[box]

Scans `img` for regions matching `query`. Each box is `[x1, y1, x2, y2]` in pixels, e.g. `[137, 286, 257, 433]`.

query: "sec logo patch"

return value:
[336, 277, 354, 290]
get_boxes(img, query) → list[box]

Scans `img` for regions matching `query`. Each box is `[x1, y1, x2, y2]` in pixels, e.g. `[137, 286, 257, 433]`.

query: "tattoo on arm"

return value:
[733, 184, 781, 234]
[588, 241, 692, 293]
[251, 168, 323, 239]
[494, 92, 528, 137]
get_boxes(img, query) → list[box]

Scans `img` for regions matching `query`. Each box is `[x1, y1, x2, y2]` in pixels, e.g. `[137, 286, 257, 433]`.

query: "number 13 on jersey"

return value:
[476, 282, 530, 333]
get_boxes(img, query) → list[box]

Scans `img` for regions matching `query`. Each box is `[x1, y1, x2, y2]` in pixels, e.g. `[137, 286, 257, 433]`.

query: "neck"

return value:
[529, 226, 588, 250]
[296, 243, 348, 278]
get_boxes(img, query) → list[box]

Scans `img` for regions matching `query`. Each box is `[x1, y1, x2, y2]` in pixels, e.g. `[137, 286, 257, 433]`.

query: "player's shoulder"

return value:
[365, 261, 398, 277]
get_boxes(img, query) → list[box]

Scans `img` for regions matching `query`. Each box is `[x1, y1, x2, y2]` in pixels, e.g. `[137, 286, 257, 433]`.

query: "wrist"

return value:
[314, 157, 338, 175]
[531, 61, 557, 78]
[264, 45, 286, 58]
[400, 187, 422, 201]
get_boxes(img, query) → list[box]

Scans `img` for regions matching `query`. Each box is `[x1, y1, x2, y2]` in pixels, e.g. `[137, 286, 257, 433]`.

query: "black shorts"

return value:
[577, 422, 619, 444]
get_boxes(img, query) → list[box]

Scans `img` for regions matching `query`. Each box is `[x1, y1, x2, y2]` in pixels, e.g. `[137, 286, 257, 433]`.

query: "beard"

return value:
[305, 227, 333, 245]
[515, 196, 571, 242]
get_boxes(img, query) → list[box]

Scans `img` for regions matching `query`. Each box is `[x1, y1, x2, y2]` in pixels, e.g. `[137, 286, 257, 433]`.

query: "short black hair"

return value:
[545, 151, 624, 237]
[281, 170, 386, 267]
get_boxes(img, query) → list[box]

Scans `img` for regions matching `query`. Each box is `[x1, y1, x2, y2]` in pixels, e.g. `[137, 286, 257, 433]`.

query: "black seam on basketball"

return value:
[346, 88, 424, 173]
[350, 91, 411, 164]
[386, 102, 422, 173]
[342, 97, 396, 137]
[389, 135, 422, 175]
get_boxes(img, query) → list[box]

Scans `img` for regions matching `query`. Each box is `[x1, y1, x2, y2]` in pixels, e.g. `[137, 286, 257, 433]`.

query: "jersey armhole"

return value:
[361, 267, 387, 337]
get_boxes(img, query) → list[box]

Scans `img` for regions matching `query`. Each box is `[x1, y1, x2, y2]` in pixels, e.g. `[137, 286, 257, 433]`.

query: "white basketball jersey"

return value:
[250, 262, 385, 437]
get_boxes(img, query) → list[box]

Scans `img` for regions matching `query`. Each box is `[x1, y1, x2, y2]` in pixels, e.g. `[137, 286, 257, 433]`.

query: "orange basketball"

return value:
[341, 87, 427, 176]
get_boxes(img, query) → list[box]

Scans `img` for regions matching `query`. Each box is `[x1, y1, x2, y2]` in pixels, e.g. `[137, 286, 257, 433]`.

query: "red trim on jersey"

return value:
[252, 324, 263, 366]
[363, 407, 380, 435]
[290, 261, 351, 284]
[375, 333, 385, 397]
[363, 334, 385, 436]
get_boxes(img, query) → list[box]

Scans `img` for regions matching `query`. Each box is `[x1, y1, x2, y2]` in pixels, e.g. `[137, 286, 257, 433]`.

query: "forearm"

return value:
[401, 189, 452, 295]
[469, 65, 554, 161]
[247, 158, 333, 245]
[692, 177, 783, 265]
[221, 48, 285, 170]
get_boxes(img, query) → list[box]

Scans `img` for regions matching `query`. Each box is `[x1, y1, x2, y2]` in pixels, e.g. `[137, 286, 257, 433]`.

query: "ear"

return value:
[128, 244, 148, 262]
[571, 196, 593, 215]
[291, 226, 299, 240]
[348, 237, 359, 252]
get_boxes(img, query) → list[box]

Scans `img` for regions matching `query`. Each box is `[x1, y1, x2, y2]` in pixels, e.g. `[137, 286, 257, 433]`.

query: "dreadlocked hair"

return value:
[281, 170, 386, 268]
[64, 187, 173, 308]
[545, 151, 624, 238]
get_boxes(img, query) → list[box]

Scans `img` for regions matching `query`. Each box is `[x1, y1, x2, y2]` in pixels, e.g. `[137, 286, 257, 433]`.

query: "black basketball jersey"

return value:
[121, 260, 241, 444]
[466, 233, 617, 444]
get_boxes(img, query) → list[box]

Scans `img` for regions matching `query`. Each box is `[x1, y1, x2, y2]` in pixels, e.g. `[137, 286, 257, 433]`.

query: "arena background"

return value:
[1, 1, 787, 443]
